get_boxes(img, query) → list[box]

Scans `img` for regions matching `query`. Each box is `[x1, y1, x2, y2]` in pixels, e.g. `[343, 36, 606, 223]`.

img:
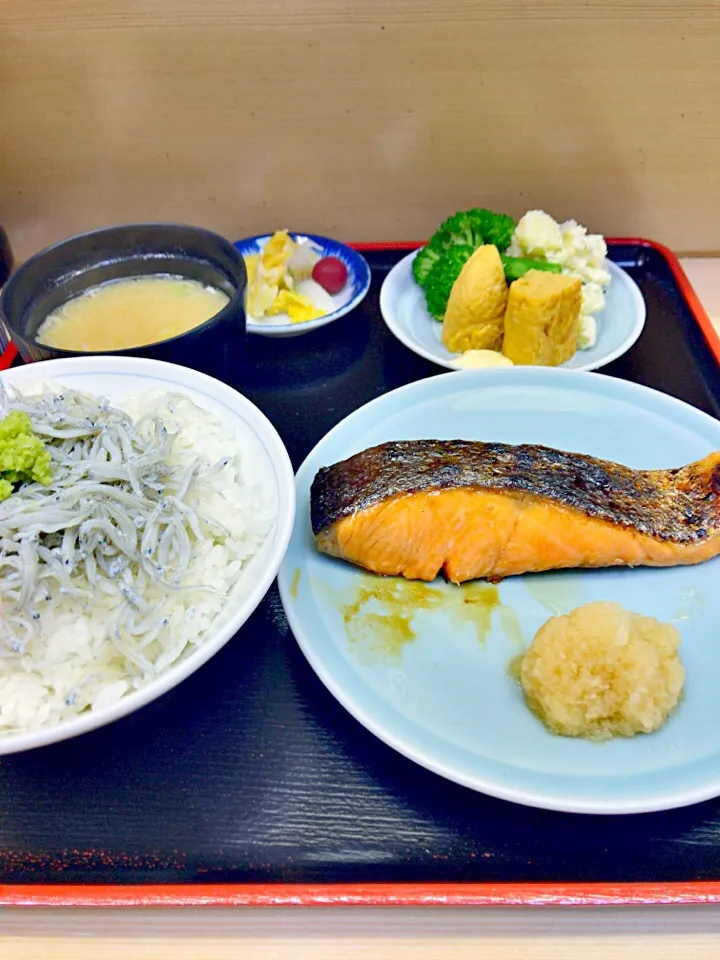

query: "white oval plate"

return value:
[380, 250, 646, 372]
[279, 368, 720, 814]
[0, 356, 295, 755]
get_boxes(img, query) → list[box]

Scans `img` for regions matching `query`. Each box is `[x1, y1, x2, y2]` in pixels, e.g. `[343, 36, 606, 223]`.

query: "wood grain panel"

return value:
[1, 0, 718, 261]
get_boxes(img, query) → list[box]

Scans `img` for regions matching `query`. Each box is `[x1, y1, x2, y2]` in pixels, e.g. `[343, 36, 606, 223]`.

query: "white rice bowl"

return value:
[0, 356, 295, 755]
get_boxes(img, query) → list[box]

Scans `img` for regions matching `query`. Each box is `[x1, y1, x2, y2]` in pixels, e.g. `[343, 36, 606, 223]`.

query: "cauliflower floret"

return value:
[577, 314, 597, 350]
[559, 220, 606, 265]
[580, 282, 606, 317]
[583, 231, 609, 267]
[578, 263, 612, 287]
[507, 210, 563, 258]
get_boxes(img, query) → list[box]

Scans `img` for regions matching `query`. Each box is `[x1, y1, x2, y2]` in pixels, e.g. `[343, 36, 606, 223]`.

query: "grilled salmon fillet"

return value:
[310, 440, 720, 583]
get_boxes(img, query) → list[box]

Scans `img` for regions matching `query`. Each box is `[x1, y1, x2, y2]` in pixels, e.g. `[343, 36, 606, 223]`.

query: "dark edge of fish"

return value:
[310, 440, 720, 544]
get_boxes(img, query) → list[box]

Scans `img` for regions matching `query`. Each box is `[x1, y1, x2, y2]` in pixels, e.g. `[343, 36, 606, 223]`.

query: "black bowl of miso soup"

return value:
[0, 223, 247, 383]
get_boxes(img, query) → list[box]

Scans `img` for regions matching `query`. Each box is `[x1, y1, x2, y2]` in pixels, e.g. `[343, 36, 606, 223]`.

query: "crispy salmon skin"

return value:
[310, 440, 720, 583]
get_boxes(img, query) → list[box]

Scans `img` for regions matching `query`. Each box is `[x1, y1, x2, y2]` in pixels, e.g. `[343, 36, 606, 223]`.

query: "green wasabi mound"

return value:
[0, 409, 52, 501]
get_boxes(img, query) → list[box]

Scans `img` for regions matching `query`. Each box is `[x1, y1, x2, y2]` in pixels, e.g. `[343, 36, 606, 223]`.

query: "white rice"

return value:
[0, 387, 276, 734]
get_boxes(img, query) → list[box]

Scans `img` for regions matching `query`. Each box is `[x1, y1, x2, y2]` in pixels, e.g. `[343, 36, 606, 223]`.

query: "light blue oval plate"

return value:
[278, 368, 720, 814]
[380, 250, 646, 372]
[234, 233, 371, 338]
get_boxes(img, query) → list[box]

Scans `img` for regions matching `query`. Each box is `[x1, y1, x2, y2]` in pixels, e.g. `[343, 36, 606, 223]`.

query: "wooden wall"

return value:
[1, 0, 719, 261]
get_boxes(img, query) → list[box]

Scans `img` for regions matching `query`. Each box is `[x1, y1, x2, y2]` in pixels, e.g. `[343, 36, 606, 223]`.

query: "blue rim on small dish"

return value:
[234, 233, 371, 338]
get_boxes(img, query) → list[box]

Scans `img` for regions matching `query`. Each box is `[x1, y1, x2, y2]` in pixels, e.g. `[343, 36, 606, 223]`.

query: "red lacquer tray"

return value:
[1, 239, 720, 909]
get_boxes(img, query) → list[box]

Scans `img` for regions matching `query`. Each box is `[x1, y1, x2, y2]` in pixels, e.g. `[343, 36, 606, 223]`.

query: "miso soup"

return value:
[37, 275, 230, 351]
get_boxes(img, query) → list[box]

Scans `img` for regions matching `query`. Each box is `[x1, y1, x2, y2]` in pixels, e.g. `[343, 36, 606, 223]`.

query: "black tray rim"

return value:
[2, 237, 719, 908]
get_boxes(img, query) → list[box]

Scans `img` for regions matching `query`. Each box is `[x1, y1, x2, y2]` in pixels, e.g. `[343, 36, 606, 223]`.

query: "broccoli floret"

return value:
[430, 208, 517, 255]
[500, 255, 562, 283]
[432, 212, 486, 250]
[423, 245, 475, 321]
[414, 208, 518, 292]
[412, 242, 443, 287]
[471, 208, 516, 252]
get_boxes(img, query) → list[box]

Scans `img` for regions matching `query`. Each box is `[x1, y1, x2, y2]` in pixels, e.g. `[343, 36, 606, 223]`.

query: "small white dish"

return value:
[234, 233, 371, 338]
[380, 250, 646, 372]
[0, 356, 295, 755]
